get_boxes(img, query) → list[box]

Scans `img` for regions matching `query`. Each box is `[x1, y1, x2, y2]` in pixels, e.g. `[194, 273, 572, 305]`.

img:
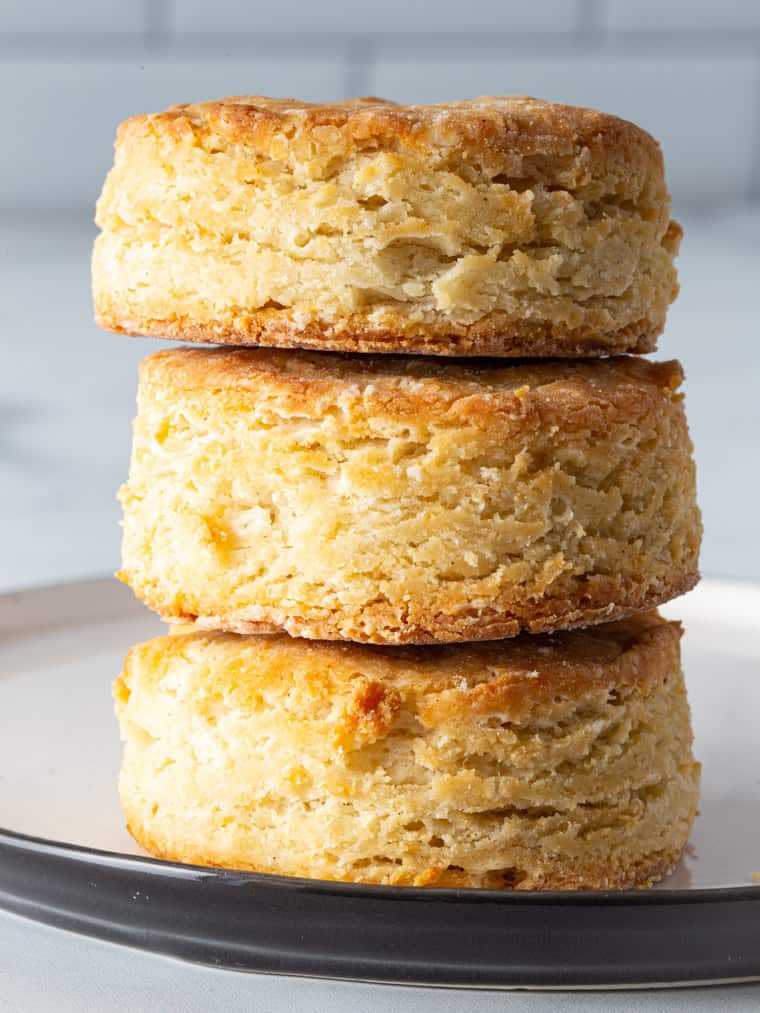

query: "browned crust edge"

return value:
[123, 568, 700, 646]
[95, 306, 660, 358]
[118, 612, 682, 724]
[133, 346, 685, 424]
[115, 95, 666, 181]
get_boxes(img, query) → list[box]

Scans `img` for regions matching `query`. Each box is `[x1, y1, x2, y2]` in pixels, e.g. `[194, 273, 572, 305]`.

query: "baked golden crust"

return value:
[114, 95, 666, 173]
[119, 348, 701, 644]
[93, 95, 680, 357]
[173, 575, 698, 644]
[114, 613, 700, 888]
[94, 303, 664, 359]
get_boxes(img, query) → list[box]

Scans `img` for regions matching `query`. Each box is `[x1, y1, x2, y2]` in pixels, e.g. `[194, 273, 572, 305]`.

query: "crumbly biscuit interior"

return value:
[115, 624, 699, 887]
[94, 103, 679, 340]
[119, 359, 700, 641]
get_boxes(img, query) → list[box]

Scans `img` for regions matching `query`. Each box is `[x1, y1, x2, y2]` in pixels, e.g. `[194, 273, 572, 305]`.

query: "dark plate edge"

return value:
[2, 824, 760, 988]
[2, 825, 759, 906]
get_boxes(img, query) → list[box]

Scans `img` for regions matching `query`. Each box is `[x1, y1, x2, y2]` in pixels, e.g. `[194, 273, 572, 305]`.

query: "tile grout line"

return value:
[345, 39, 373, 98]
[145, 0, 172, 50]
[748, 61, 760, 200]
[576, 0, 606, 45]
[2, 30, 760, 59]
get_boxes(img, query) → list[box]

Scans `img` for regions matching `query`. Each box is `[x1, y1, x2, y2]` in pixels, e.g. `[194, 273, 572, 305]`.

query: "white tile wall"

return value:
[608, 0, 760, 33]
[0, 56, 346, 211]
[171, 0, 580, 35]
[1, 0, 148, 35]
[1, 0, 759, 210]
[370, 54, 758, 208]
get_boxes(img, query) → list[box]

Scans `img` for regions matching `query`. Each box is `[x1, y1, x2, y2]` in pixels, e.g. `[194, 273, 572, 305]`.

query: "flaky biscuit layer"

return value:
[115, 614, 700, 888]
[119, 348, 701, 644]
[94, 95, 680, 357]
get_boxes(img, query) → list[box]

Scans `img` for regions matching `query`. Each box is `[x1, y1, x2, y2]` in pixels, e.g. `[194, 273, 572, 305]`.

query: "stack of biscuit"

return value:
[96, 96, 702, 890]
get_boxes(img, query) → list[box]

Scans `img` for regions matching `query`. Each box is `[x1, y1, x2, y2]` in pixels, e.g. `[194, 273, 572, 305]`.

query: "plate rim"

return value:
[1, 824, 759, 908]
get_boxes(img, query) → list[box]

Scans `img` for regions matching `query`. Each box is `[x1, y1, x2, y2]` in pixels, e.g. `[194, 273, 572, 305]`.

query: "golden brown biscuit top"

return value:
[115, 94, 665, 195]
[139, 346, 684, 430]
[120, 614, 680, 747]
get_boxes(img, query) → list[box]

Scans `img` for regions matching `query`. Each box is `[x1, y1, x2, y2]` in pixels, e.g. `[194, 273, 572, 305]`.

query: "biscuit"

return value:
[93, 95, 680, 357]
[118, 348, 701, 644]
[114, 613, 700, 889]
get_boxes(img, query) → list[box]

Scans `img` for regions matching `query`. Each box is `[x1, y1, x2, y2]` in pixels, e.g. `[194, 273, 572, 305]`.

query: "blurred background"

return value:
[1, 0, 759, 592]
